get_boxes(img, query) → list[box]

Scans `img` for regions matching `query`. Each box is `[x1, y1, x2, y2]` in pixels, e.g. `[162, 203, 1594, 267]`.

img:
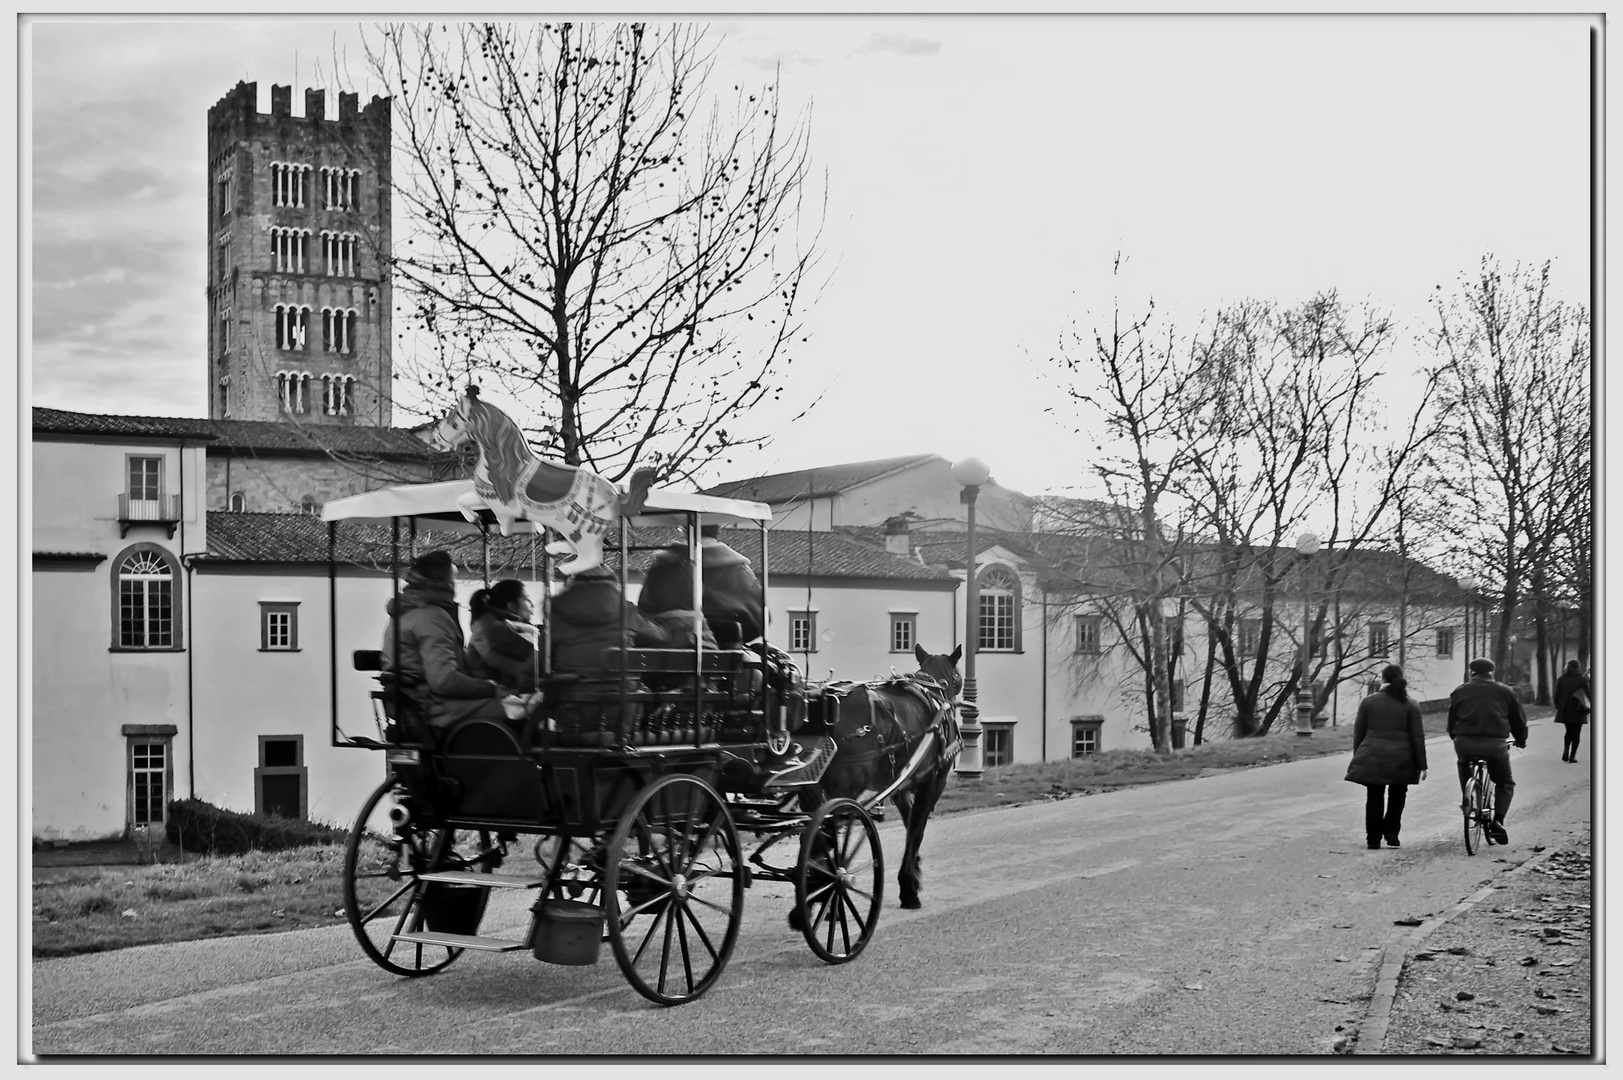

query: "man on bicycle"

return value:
[1448, 658, 1530, 844]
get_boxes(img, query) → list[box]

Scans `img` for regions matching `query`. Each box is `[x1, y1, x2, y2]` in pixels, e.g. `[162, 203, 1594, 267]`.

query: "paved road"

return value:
[30, 735, 1590, 1056]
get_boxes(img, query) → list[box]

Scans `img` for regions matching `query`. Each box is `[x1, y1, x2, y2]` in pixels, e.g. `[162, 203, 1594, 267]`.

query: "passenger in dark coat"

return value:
[1553, 659, 1592, 763]
[381, 550, 507, 730]
[1345, 663, 1428, 849]
[467, 578, 539, 693]
[637, 525, 764, 646]
[551, 566, 670, 684]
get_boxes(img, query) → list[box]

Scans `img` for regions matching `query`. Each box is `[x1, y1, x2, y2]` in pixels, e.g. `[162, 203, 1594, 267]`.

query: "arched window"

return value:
[976, 565, 1022, 652]
[229, 491, 246, 512]
[112, 545, 179, 649]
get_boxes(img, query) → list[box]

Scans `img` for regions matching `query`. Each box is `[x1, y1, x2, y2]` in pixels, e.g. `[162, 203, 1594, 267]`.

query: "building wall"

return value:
[34, 438, 207, 555]
[205, 452, 441, 513]
[207, 81, 392, 426]
[33, 559, 958, 840]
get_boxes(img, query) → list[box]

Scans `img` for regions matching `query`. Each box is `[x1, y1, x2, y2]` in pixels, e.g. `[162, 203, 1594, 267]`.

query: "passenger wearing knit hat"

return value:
[382, 549, 508, 730]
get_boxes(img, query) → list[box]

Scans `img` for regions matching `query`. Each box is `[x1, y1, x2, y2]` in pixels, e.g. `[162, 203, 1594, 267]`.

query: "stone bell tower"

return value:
[206, 81, 393, 425]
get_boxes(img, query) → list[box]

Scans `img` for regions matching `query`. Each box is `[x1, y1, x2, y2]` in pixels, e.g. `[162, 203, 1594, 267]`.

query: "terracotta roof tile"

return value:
[32, 407, 449, 460]
[202, 514, 956, 584]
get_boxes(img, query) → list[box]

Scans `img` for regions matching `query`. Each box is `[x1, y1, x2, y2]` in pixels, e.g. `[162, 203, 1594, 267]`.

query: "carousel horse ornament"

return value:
[430, 387, 658, 575]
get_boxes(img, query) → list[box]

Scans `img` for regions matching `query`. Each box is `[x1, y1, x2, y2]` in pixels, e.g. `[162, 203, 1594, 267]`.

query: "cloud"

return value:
[855, 32, 940, 58]
[739, 49, 821, 72]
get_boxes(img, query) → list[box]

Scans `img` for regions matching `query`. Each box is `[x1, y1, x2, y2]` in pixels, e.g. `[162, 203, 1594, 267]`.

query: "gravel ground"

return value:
[1376, 835, 1593, 1057]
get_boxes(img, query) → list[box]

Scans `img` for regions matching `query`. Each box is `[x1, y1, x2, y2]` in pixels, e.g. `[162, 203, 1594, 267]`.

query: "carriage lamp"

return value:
[951, 456, 992, 777]
[1294, 532, 1320, 737]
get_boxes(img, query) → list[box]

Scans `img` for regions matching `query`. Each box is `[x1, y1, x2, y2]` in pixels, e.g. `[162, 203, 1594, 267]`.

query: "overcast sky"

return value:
[24, 14, 1595, 496]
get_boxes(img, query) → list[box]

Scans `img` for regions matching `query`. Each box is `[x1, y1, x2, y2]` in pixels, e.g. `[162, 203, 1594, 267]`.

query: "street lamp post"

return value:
[1294, 531, 1320, 736]
[1458, 575, 1477, 682]
[952, 456, 991, 778]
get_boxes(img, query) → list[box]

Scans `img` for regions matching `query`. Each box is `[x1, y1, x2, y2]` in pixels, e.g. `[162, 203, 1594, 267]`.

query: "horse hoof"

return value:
[900, 897, 921, 910]
[787, 906, 805, 931]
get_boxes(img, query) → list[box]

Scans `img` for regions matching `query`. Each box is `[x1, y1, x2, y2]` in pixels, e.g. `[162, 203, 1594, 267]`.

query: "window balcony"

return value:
[118, 493, 183, 538]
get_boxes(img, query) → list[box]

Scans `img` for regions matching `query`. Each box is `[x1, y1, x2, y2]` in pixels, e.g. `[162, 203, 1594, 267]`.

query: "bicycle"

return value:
[1461, 738, 1515, 856]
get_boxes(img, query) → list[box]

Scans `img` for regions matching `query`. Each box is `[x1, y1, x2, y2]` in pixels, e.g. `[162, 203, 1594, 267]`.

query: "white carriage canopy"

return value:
[322, 479, 772, 529]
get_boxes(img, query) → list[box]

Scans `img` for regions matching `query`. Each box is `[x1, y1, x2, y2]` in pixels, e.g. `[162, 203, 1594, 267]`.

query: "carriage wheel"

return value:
[796, 798, 883, 964]
[342, 778, 495, 977]
[603, 774, 744, 1005]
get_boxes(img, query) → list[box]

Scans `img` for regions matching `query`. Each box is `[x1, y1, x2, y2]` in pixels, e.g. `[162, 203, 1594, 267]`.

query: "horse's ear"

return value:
[466, 384, 480, 399]
[915, 643, 929, 666]
[950, 644, 963, 665]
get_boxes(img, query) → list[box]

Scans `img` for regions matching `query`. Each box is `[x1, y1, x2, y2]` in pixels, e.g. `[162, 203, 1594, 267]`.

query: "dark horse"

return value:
[800, 643, 963, 911]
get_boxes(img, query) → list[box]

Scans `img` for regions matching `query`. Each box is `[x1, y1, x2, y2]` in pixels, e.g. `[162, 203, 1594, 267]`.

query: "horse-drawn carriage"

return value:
[323, 406, 963, 1005]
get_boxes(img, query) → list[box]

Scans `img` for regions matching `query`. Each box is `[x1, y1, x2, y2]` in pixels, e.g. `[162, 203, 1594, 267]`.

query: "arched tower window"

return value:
[976, 564, 1022, 652]
[112, 544, 180, 649]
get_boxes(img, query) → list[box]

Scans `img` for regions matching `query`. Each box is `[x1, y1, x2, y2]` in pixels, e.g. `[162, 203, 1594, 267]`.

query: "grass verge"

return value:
[33, 705, 1553, 958]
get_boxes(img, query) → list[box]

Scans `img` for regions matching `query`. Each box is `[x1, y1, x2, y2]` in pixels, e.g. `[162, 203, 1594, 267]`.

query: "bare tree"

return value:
[1175, 292, 1440, 736]
[367, 22, 825, 482]
[1039, 263, 1215, 752]
[1427, 258, 1591, 686]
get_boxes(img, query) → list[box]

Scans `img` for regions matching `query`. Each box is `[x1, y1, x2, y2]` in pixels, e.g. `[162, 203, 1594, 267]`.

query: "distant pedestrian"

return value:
[1346, 663, 1428, 849]
[1552, 659, 1592, 764]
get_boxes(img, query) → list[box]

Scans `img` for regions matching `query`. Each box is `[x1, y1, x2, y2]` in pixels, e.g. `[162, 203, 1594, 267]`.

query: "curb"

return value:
[1353, 843, 1565, 1055]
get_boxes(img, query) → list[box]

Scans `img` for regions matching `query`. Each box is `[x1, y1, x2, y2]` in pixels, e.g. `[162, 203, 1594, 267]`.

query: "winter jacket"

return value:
[1446, 675, 1530, 744]
[381, 575, 503, 728]
[468, 604, 538, 693]
[638, 538, 765, 644]
[551, 575, 670, 684]
[1346, 689, 1429, 787]
[1554, 671, 1592, 726]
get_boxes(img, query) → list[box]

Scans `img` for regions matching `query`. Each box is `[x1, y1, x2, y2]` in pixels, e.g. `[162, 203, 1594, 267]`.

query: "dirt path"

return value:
[1369, 831, 1592, 1056]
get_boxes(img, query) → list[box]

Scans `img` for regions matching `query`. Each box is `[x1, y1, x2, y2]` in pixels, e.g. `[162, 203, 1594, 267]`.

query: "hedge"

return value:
[164, 798, 347, 856]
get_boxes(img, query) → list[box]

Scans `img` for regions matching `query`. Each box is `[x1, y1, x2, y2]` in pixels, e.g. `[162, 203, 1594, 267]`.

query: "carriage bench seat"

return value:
[604, 648, 749, 673]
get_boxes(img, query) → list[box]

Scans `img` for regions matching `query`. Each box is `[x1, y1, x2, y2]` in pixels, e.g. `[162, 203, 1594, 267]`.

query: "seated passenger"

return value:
[551, 565, 670, 681]
[637, 524, 764, 646]
[467, 578, 539, 694]
[381, 550, 509, 731]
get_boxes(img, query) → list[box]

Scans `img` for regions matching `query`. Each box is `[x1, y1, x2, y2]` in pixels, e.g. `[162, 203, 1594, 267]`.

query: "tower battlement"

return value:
[208, 80, 389, 137]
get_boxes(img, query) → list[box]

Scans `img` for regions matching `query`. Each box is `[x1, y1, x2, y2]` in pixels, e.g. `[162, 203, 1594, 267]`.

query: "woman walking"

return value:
[1346, 663, 1428, 849]
[1553, 659, 1592, 763]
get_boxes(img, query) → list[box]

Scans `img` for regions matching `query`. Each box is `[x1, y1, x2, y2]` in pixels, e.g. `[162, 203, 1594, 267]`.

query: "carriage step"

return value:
[393, 930, 527, 952]
[417, 870, 544, 889]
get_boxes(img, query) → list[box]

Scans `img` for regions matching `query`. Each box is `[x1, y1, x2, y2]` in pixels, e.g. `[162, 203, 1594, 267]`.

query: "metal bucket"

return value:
[420, 882, 488, 936]
[529, 899, 604, 965]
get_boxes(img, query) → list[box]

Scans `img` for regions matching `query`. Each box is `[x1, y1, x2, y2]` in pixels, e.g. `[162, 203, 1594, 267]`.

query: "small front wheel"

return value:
[796, 798, 883, 964]
[603, 774, 744, 1005]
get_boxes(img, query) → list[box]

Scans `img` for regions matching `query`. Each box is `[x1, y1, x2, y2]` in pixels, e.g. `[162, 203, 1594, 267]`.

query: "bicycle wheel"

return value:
[1462, 774, 1485, 856]
[1477, 771, 1498, 845]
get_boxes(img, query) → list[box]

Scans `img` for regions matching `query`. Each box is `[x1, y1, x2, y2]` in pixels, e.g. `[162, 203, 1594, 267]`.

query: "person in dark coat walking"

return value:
[1552, 659, 1592, 763]
[1346, 663, 1428, 849]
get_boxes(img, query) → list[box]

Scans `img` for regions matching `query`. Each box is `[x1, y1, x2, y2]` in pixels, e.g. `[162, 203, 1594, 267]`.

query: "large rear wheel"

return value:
[342, 778, 496, 976]
[796, 798, 882, 964]
[603, 774, 744, 1005]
